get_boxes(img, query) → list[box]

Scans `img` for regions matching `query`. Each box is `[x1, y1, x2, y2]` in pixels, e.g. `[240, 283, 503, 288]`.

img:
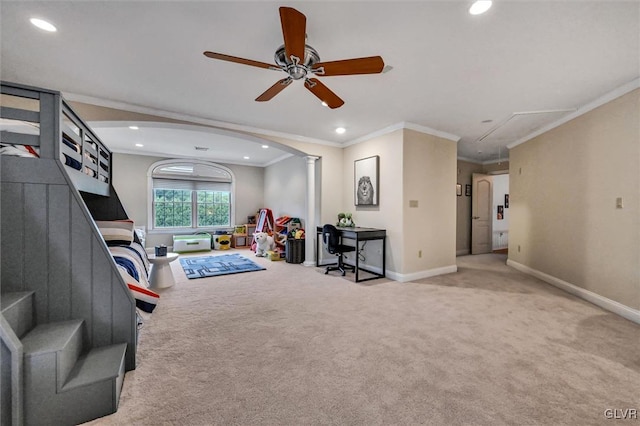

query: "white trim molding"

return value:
[345, 122, 460, 147]
[507, 78, 640, 150]
[457, 156, 482, 164]
[64, 92, 338, 148]
[386, 264, 458, 283]
[507, 260, 640, 325]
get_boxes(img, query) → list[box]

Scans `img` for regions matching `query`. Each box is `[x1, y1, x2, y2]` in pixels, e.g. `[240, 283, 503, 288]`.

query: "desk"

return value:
[148, 252, 179, 289]
[316, 226, 386, 283]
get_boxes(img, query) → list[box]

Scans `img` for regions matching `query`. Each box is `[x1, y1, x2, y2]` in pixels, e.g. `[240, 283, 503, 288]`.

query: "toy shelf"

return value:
[232, 224, 256, 248]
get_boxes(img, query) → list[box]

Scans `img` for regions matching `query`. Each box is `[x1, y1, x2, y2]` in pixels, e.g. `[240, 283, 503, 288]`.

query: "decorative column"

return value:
[304, 156, 319, 266]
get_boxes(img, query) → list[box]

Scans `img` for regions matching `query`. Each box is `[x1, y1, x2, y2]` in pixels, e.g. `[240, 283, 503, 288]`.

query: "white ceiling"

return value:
[1, 1, 638, 165]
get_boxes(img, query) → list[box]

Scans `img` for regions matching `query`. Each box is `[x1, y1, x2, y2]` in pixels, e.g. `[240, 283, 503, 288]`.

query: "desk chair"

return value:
[322, 224, 356, 276]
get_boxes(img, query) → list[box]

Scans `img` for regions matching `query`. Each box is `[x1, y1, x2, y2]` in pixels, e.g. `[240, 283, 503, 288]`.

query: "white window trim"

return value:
[147, 159, 236, 233]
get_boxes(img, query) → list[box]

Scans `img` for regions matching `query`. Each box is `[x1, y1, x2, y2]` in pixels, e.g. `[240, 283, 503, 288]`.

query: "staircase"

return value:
[2, 291, 127, 425]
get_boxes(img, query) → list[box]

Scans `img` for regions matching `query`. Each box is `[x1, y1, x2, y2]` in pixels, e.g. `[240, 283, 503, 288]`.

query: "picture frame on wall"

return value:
[354, 155, 379, 206]
[505, 194, 510, 208]
[465, 184, 472, 196]
[456, 184, 462, 196]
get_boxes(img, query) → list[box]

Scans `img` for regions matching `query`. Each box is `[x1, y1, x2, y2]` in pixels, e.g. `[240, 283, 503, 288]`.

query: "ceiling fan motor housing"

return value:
[275, 44, 320, 80]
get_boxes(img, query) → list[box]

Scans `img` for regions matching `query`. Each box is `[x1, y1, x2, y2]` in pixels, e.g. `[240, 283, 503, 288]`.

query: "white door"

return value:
[471, 173, 493, 254]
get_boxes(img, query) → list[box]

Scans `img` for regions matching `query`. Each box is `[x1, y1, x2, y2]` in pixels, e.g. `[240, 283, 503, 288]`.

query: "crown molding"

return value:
[344, 121, 460, 147]
[482, 158, 509, 166]
[110, 147, 290, 168]
[457, 156, 482, 164]
[263, 153, 295, 167]
[507, 78, 640, 149]
[63, 92, 339, 148]
[403, 122, 461, 142]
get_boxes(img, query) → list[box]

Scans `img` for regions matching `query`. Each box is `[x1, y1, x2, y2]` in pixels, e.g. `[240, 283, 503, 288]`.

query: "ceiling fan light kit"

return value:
[203, 6, 385, 109]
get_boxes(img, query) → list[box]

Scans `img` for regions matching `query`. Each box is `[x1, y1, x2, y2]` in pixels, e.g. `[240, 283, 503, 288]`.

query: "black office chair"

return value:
[322, 224, 356, 276]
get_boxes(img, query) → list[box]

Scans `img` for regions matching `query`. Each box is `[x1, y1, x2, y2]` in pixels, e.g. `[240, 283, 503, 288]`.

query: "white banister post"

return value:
[304, 156, 319, 266]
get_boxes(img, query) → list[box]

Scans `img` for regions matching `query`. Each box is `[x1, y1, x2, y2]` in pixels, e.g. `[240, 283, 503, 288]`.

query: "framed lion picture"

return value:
[354, 155, 379, 206]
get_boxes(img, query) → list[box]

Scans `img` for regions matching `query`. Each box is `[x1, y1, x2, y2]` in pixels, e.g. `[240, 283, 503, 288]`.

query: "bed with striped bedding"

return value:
[97, 219, 159, 313]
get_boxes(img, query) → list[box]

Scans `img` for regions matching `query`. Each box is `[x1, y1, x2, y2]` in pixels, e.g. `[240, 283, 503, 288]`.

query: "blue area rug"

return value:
[180, 253, 265, 279]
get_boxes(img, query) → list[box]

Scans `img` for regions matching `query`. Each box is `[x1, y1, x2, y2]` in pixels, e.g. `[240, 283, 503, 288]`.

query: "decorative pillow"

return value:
[96, 219, 135, 245]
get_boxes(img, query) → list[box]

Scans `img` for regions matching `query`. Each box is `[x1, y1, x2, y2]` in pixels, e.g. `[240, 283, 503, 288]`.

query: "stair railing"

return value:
[0, 313, 23, 426]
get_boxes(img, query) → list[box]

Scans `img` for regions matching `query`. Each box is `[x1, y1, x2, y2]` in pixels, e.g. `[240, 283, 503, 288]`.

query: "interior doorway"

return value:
[471, 173, 509, 255]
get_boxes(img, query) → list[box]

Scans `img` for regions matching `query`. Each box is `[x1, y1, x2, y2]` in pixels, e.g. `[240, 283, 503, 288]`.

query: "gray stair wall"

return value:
[1, 156, 137, 372]
[1, 82, 137, 424]
[0, 84, 136, 372]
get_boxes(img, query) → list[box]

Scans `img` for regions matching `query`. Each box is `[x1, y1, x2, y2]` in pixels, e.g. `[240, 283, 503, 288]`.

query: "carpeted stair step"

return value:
[1, 291, 35, 338]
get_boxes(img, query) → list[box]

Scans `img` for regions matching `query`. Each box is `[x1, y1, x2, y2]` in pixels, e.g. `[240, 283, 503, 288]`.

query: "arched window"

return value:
[148, 160, 235, 230]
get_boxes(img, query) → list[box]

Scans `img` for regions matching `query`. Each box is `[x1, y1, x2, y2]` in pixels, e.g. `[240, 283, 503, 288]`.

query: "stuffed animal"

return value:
[337, 212, 355, 227]
[254, 232, 275, 257]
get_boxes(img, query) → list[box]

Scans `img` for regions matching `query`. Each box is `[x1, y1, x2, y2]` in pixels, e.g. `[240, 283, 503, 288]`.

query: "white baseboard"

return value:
[387, 264, 458, 283]
[307, 261, 457, 283]
[506, 260, 640, 325]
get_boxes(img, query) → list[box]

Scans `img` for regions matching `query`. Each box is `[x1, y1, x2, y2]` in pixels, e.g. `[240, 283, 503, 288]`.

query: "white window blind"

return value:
[152, 178, 230, 192]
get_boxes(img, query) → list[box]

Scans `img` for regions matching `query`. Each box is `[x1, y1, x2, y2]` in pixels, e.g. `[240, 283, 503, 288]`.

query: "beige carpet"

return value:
[86, 251, 639, 425]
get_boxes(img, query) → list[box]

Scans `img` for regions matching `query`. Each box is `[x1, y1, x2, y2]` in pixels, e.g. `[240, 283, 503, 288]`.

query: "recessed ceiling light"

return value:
[243, 156, 250, 160]
[335, 127, 346, 134]
[135, 143, 144, 147]
[30, 18, 57, 32]
[129, 125, 139, 130]
[261, 145, 269, 149]
[469, 1, 492, 15]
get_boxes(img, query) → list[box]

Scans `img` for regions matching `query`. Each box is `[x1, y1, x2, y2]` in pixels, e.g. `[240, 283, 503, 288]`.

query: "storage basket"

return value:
[286, 238, 305, 264]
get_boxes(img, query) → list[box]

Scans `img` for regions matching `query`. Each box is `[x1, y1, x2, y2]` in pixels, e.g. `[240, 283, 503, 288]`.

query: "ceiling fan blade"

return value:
[304, 78, 344, 109]
[279, 7, 306, 64]
[203, 51, 279, 70]
[313, 56, 385, 76]
[256, 78, 293, 102]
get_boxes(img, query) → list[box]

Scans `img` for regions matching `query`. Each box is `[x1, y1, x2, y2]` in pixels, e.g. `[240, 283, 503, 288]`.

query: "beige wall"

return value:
[71, 101, 345, 250]
[257, 135, 344, 227]
[343, 130, 403, 273]
[340, 129, 457, 278]
[111, 152, 265, 247]
[509, 89, 639, 310]
[264, 155, 307, 222]
[403, 129, 457, 274]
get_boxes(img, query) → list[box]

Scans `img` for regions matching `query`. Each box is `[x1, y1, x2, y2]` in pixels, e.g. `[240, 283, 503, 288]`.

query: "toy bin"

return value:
[173, 234, 212, 253]
[214, 234, 232, 250]
[285, 238, 305, 264]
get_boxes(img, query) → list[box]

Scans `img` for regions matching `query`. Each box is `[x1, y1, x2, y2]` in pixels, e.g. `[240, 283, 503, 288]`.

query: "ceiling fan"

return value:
[203, 6, 385, 109]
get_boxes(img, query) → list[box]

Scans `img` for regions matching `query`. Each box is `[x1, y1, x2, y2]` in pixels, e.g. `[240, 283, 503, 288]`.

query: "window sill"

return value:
[147, 227, 234, 235]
